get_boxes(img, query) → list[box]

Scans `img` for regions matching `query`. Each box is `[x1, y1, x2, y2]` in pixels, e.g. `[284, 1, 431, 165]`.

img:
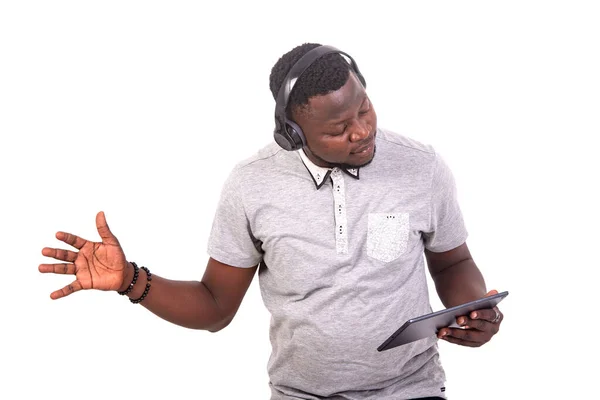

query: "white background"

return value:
[1, 1, 599, 399]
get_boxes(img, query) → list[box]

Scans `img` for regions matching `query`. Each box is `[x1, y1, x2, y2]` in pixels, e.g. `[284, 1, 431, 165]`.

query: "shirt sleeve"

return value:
[207, 166, 264, 268]
[422, 151, 469, 253]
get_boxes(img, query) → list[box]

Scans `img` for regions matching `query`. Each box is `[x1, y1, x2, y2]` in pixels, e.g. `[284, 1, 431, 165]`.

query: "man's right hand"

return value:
[39, 211, 130, 299]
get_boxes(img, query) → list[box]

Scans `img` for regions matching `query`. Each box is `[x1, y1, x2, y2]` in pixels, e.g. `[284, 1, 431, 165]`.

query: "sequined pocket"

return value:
[367, 213, 409, 262]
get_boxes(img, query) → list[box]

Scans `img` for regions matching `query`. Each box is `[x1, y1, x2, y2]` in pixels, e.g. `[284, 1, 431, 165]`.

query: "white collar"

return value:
[298, 149, 360, 190]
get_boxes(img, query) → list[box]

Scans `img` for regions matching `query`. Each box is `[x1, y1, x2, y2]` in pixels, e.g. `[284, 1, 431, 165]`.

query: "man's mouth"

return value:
[351, 139, 373, 154]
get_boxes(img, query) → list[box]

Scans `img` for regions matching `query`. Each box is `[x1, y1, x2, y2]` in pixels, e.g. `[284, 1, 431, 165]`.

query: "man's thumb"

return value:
[96, 211, 118, 244]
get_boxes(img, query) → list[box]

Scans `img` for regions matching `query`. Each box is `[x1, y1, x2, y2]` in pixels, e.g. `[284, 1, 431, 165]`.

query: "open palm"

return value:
[39, 211, 129, 299]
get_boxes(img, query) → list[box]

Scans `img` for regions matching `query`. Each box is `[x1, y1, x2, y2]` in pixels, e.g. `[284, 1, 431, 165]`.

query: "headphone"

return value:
[273, 45, 367, 151]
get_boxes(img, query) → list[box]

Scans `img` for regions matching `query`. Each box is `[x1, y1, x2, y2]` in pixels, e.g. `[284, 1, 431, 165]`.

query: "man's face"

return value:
[292, 73, 378, 169]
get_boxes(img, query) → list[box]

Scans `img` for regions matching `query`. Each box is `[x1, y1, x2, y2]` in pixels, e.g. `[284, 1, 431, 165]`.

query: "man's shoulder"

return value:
[226, 141, 294, 184]
[235, 141, 284, 168]
[376, 128, 436, 156]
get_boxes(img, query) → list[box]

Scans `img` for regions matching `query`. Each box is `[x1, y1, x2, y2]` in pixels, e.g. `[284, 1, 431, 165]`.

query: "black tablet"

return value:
[377, 291, 509, 352]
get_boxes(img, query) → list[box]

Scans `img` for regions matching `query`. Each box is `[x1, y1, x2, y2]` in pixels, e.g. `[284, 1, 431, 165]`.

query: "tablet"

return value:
[377, 291, 509, 352]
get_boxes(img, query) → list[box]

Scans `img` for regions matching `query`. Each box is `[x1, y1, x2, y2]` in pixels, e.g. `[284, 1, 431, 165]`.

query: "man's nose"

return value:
[350, 122, 371, 142]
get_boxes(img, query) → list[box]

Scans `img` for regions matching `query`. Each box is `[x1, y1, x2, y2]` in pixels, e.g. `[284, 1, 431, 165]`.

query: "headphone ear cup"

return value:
[274, 129, 294, 151]
[284, 119, 306, 151]
[273, 117, 293, 151]
[273, 118, 305, 151]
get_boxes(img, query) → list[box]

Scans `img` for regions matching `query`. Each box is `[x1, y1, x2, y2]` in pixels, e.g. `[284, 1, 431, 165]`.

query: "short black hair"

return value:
[269, 43, 351, 116]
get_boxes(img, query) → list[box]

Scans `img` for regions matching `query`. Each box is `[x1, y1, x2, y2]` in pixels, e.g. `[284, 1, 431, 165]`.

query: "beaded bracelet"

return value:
[130, 266, 152, 304]
[117, 262, 139, 295]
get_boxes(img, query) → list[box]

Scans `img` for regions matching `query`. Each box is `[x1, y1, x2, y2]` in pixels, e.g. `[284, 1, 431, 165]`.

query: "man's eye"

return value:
[328, 125, 347, 136]
[359, 99, 371, 114]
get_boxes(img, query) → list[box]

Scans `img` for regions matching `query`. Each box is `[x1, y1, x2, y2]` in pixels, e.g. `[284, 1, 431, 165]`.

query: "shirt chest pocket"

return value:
[367, 213, 410, 262]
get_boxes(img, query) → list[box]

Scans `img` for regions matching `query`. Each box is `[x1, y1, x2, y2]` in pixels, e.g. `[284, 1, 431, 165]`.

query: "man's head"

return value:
[270, 43, 377, 169]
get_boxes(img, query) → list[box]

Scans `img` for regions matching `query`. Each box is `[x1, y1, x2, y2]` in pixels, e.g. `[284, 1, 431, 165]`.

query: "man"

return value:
[39, 43, 503, 399]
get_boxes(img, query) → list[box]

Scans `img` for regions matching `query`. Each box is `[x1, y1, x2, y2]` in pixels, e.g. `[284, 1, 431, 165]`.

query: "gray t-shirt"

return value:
[207, 128, 468, 399]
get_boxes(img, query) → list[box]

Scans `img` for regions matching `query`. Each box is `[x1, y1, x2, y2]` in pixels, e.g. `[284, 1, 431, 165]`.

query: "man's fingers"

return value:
[39, 263, 76, 275]
[96, 211, 119, 245]
[457, 316, 487, 331]
[441, 327, 486, 344]
[440, 335, 482, 348]
[41, 247, 78, 263]
[470, 307, 501, 323]
[55, 231, 87, 250]
[50, 280, 83, 300]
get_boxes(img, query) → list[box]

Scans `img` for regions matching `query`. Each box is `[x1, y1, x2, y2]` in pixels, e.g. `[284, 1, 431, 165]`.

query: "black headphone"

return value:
[273, 45, 367, 151]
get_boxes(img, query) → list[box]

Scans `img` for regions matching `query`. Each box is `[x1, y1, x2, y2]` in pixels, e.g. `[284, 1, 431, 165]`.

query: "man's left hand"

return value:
[437, 290, 504, 347]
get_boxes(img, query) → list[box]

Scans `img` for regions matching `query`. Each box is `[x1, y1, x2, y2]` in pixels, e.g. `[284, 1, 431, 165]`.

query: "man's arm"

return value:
[425, 242, 486, 308]
[40, 212, 258, 332]
[425, 242, 503, 346]
[119, 258, 258, 332]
